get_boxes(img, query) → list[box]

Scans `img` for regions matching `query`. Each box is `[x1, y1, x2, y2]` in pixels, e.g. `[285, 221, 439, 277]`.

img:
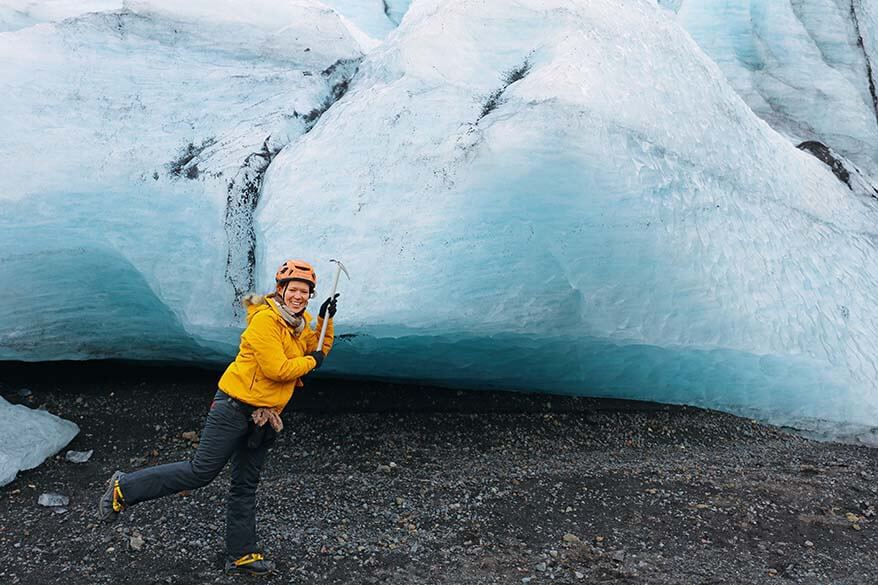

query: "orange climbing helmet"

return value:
[275, 259, 317, 291]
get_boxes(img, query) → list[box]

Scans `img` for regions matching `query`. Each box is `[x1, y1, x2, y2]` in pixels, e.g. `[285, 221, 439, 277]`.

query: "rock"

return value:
[37, 493, 69, 507]
[17, 388, 32, 398]
[129, 535, 145, 551]
[562, 533, 580, 543]
[611, 550, 626, 562]
[535, 563, 547, 572]
[65, 450, 93, 464]
[377, 464, 392, 473]
[181, 431, 199, 442]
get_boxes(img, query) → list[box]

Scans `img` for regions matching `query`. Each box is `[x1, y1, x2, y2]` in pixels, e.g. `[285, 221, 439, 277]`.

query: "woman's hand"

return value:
[319, 293, 340, 319]
[309, 350, 325, 368]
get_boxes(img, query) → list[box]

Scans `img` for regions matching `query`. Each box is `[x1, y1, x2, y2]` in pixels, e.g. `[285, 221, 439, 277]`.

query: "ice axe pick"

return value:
[317, 259, 349, 352]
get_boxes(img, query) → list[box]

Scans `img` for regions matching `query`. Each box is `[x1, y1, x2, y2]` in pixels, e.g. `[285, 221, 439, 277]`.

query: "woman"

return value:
[98, 259, 337, 576]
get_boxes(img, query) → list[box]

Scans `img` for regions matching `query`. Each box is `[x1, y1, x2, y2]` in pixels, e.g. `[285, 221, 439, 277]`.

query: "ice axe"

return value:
[317, 258, 349, 352]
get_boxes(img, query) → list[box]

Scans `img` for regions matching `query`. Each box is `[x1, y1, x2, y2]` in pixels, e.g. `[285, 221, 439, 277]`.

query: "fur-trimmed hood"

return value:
[241, 292, 312, 332]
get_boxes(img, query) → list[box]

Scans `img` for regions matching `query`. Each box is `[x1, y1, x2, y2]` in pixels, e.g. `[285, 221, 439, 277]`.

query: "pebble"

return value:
[65, 450, 94, 464]
[37, 493, 69, 507]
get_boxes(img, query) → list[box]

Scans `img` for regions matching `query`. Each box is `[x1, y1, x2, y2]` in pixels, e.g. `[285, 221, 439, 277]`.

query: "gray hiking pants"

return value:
[118, 390, 274, 558]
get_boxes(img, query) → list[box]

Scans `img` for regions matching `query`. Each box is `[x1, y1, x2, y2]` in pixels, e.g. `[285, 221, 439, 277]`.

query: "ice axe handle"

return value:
[316, 260, 347, 352]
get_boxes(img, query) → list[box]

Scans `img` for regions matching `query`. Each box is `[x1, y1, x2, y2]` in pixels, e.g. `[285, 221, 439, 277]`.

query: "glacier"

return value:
[258, 0, 878, 433]
[2, 0, 878, 438]
[668, 0, 878, 178]
[0, 396, 79, 487]
[0, 0, 366, 360]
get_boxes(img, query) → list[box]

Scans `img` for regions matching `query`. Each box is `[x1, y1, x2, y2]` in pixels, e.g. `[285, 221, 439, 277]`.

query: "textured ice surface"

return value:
[259, 0, 878, 431]
[0, 0, 121, 31]
[671, 0, 878, 178]
[0, 397, 79, 487]
[0, 0, 364, 360]
[3, 0, 878, 435]
[318, 0, 396, 43]
[383, 0, 414, 25]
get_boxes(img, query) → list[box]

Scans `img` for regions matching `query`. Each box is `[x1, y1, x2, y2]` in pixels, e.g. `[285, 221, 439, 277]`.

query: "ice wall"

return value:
[0, 0, 122, 32]
[258, 0, 878, 431]
[2, 0, 878, 436]
[0, 0, 364, 360]
[670, 0, 878, 178]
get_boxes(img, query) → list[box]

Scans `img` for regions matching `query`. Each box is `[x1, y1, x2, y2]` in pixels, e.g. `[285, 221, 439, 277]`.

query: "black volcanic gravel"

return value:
[0, 362, 876, 584]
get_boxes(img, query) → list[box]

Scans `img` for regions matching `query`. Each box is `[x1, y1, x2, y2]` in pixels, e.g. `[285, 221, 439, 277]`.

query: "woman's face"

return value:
[280, 281, 311, 314]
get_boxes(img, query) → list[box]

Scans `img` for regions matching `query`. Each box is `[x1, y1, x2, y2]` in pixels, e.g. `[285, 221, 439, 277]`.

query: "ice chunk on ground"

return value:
[37, 493, 70, 507]
[0, 397, 79, 487]
[65, 449, 94, 464]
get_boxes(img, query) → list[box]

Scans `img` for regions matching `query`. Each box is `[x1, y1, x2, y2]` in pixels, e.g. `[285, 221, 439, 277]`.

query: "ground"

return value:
[0, 362, 876, 584]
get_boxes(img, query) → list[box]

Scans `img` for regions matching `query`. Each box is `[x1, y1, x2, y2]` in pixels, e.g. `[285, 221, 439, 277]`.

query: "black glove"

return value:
[309, 350, 325, 369]
[318, 293, 340, 319]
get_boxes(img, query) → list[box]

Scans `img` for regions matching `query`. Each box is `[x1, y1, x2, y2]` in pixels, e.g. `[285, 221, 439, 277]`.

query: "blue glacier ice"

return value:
[0, 0, 122, 32]
[668, 0, 878, 178]
[258, 0, 878, 434]
[0, 0, 366, 359]
[2, 0, 878, 439]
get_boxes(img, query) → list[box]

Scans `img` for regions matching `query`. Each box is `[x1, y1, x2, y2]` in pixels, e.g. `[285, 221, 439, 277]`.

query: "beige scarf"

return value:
[267, 294, 305, 336]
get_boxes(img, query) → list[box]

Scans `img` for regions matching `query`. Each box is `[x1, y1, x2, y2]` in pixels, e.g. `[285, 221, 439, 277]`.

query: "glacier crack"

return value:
[223, 136, 280, 311]
[851, 0, 878, 132]
[223, 58, 361, 310]
[301, 58, 361, 131]
[798, 140, 853, 190]
[477, 57, 533, 121]
[167, 137, 216, 180]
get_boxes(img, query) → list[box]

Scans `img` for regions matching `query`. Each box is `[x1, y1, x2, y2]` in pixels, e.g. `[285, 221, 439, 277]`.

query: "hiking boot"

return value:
[224, 553, 276, 576]
[98, 470, 126, 522]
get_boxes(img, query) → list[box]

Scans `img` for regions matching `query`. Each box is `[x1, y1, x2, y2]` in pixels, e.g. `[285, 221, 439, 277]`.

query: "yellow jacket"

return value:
[218, 294, 334, 410]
